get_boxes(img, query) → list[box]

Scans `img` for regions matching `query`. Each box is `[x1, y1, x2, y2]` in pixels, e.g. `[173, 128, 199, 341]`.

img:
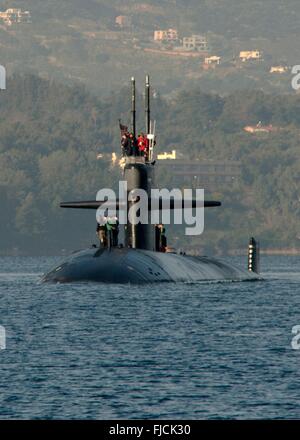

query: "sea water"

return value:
[0, 255, 300, 419]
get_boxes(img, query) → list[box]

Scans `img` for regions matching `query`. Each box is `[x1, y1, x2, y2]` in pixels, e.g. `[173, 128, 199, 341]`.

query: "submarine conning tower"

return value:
[59, 75, 223, 255]
[124, 76, 156, 251]
[124, 157, 155, 250]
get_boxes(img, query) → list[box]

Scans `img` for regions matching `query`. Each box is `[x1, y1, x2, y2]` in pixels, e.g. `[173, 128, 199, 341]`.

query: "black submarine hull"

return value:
[41, 248, 259, 284]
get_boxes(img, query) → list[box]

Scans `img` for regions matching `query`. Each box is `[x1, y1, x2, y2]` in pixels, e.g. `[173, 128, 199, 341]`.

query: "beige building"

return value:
[204, 56, 221, 68]
[182, 35, 208, 52]
[0, 8, 31, 25]
[270, 66, 288, 74]
[204, 56, 221, 65]
[239, 50, 262, 62]
[154, 29, 178, 42]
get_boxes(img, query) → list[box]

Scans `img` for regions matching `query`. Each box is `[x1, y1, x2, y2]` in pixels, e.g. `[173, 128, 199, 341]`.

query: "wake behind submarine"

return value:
[42, 76, 260, 284]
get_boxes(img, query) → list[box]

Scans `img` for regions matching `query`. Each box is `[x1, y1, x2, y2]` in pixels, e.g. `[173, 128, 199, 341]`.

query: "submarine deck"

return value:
[41, 247, 259, 284]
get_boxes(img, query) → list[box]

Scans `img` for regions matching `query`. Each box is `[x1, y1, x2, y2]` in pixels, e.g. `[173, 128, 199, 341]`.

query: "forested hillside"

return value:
[0, 74, 299, 255]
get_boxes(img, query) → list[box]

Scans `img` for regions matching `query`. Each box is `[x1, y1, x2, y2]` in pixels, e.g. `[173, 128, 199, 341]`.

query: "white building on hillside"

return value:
[0, 8, 31, 26]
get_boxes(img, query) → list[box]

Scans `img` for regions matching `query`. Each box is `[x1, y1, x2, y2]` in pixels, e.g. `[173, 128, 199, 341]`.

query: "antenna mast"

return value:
[145, 74, 150, 134]
[131, 77, 136, 138]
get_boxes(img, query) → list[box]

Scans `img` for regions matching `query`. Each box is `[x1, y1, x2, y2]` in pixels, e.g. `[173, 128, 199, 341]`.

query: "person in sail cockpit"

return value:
[121, 132, 131, 156]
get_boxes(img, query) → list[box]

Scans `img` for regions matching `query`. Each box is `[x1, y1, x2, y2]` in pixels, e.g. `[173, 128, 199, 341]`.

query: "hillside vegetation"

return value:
[0, 74, 299, 255]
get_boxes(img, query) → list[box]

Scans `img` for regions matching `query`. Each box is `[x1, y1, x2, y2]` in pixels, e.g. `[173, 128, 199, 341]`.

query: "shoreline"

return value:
[1, 249, 300, 257]
[229, 248, 300, 256]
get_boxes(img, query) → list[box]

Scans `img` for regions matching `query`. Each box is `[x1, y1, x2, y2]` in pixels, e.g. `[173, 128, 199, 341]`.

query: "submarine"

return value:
[42, 76, 260, 284]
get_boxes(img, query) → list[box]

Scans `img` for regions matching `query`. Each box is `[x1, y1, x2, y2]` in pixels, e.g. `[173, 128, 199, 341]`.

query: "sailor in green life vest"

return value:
[106, 216, 119, 248]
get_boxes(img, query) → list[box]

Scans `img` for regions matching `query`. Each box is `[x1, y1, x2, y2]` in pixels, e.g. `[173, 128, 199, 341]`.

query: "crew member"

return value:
[121, 132, 131, 156]
[155, 224, 167, 252]
[160, 224, 167, 252]
[144, 134, 150, 161]
[138, 133, 147, 157]
[106, 216, 119, 248]
[129, 132, 137, 156]
[96, 216, 108, 248]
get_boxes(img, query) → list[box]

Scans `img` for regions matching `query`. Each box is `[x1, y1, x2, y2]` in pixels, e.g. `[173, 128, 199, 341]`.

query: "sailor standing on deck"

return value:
[106, 216, 119, 248]
[96, 215, 108, 248]
[155, 224, 167, 252]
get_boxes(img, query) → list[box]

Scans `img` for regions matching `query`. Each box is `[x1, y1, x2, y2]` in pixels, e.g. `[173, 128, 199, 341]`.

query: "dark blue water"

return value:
[0, 255, 300, 419]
